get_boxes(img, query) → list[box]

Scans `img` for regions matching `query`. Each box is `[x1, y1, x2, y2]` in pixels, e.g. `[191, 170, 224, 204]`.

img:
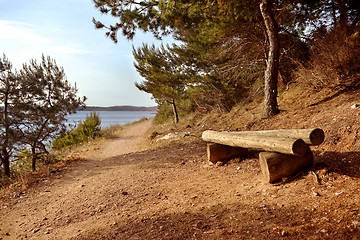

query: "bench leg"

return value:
[207, 143, 248, 163]
[259, 146, 314, 183]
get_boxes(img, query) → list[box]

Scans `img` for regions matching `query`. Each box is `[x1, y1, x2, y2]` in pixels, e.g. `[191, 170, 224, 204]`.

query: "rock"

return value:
[32, 228, 40, 233]
[312, 191, 320, 196]
[216, 161, 224, 166]
[351, 104, 360, 109]
[156, 132, 190, 142]
[157, 133, 179, 141]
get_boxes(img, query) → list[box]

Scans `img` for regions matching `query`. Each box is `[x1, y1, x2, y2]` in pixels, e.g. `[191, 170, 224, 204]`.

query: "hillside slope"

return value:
[0, 87, 359, 239]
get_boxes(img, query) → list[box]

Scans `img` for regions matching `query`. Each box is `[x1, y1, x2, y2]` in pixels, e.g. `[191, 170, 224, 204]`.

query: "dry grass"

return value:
[296, 28, 360, 91]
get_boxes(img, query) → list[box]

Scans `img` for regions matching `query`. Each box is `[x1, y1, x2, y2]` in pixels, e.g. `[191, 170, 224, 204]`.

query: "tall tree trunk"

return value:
[1, 150, 10, 177]
[171, 98, 179, 124]
[260, 0, 280, 118]
[336, 0, 348, 27]
[31, 147, 37, 172]
[331, 0, 337, 27]
[1, 89, 11, 177]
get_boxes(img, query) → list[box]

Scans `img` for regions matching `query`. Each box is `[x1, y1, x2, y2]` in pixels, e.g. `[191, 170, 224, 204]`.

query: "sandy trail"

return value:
[0, 119, 154, 239]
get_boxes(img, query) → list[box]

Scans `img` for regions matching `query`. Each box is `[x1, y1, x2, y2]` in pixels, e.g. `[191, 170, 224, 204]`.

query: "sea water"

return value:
[66, 111, 156, 129]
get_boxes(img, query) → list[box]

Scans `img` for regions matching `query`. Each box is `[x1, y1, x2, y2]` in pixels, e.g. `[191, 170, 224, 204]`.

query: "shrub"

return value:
[296, 28, 360, 91]
[52, 112, 102, 149]
[154, 102, 174, 124]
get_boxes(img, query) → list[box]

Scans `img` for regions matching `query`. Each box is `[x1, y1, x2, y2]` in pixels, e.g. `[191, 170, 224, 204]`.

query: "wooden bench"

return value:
[202, 128, 325, 183]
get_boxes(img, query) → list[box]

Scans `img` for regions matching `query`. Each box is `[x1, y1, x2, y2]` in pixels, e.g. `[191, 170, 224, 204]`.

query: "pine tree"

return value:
[93, 0, 359, 117]
[19, 55, 86, 171]
[0, 55, 22, 176]
[133, 44, 186, 123]
[0, 54, 85, 176]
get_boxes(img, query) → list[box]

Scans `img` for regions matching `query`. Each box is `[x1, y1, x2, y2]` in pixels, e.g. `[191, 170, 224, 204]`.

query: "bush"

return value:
[154, 102, 173, 124]
[296, 28, 360, 91]
[52, 112, 102, 149]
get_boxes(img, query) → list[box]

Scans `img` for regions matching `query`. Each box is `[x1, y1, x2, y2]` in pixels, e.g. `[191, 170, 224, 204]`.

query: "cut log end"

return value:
[292, 138, 308, 156]
[309, 128, 325, 146]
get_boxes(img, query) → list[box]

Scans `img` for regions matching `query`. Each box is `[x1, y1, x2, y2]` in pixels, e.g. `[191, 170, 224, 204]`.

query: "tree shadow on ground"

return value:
[313, 151, 360, 179]
[72, 201, 359, 240]
[89, 142, 208, 170]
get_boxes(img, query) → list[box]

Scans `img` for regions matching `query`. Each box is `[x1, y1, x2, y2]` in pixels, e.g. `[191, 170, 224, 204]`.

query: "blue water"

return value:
[66, 111, 156, 129]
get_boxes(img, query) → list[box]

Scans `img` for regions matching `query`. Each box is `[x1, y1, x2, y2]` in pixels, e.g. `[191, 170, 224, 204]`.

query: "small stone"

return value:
[121, 191, 128, 196]
[32, 228, 40, 233]
[312, 191, 320, 196]
[216, 161, 224, 166]
[351, 104, 360, 109]
[281, 230, 288, 236]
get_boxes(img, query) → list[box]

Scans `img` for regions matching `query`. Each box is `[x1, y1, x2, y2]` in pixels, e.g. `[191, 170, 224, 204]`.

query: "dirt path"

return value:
[0, 119, 154, 239]
[1, 106, 360, 239]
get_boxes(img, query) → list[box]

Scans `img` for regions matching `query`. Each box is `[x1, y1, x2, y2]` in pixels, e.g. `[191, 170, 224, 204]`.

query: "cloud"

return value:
[47, 45, 95, 55]
[0, 20, 96, 56]
[0, 20, 51, 43]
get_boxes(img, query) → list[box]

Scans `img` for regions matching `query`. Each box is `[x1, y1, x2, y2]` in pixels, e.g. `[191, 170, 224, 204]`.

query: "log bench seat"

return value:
[202, 128, 325, 183]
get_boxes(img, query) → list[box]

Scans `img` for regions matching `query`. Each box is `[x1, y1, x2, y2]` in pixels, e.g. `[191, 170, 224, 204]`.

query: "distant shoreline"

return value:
[79, 106, 158, 112]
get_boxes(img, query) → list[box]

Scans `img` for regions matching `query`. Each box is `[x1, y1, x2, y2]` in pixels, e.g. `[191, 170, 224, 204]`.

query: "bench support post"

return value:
[259, 146, 314, 183]
[207, 143, 248, 163]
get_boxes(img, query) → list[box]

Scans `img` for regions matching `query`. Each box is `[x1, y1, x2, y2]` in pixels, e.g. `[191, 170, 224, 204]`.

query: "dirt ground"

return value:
[0, 87, 360, 239]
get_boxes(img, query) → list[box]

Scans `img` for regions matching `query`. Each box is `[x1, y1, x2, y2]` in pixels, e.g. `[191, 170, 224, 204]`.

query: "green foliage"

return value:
[14, 150, 38, 173]
[94, 0, 360, 117]
[154, 98, 196, 124]
[154, 102, 173, 124]
[52, 112, 102, 149]
[0, 54, 85, 176]
[14, 150, 57, 172]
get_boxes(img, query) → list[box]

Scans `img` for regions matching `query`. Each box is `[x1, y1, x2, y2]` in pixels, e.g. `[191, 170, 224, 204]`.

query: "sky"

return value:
[0, 0, 170, 107]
